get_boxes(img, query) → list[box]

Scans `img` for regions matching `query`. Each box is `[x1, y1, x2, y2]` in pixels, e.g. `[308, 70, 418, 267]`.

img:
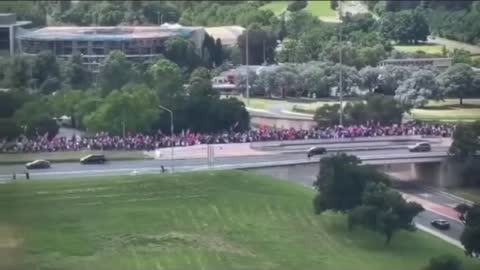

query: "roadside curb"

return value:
[416, 223, 464, 250]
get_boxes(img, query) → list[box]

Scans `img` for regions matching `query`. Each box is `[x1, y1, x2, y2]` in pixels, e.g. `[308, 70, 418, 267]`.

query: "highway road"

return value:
[0, 144, 449, 181]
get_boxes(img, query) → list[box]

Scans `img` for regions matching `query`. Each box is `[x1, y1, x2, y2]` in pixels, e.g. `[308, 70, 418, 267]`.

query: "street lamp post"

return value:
[245, 29, 250, 106]
[339, 23, 344, 126]
[158, 105, 174, 173]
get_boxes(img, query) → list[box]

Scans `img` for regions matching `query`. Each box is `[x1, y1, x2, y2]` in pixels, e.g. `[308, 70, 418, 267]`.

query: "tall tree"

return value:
[437, 63, 475, 105]
[395, 70, 441, 109]
[460, 204, 480, 257]
[99, 51, 132, 96]
[313, 153, 390, 214]
[83, 84, 159, 135]
[377, 10, 430, 44]
[314, 103, 341, 126]
[348, 182, 424, 245]
[31, 50, 60, 86]
[359, 66, 382, 93]
[326, 64, 361, 97]
[49, 90, 101, 129]
[237, 24, 277, 65]
[5, 55, 31, 91]
[299, 63, 330, 98]
[188, 67, 217, 98]
[62, 53, 92, 90]
[449, 122, 480, 159]
[166, 36, 202, 70]
[377, 65, 414, 95]
[148, 58, 184, 102]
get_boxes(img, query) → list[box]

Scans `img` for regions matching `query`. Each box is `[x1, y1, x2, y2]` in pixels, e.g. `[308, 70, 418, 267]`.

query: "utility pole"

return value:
[339, 23, 344, 126]
[158, 105, 174, 173]
[245, 29, 250, 106]
[263, 39, 266, 64]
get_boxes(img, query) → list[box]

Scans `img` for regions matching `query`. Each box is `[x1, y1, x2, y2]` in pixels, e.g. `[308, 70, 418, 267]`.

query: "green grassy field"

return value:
[306, 0, 336, 17]
[234, 96, 288, 110]
[394, 44, 445, 55]
[276, 98, 480, 122]
[1, 171, 479, 270]
[259, 1, 288, 15]
[0, 150, 149, 165]
[410, 99, 480, 122]
[260, 1, 336, 18]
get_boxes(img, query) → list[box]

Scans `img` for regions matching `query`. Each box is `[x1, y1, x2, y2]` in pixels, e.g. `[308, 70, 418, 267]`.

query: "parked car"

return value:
[25, 159, 51, 169]
[408, 142, 431, 152]
[431, 219, 450, 230]
[307, 146, 327, 158]
[80, 154, 106, 164]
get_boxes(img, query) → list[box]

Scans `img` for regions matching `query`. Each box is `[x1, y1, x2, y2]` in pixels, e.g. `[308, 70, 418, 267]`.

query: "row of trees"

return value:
[313, 154, 424, 245]
[234, 60, 480, 107]
[365, 0, 480, 45]
[0, 53, 249, 140]
[427, 3, 480, 45]
[314, 95, 404, 126]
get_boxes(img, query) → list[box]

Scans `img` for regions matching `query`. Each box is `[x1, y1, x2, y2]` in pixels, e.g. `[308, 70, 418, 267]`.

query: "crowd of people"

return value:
[1, 122, 454, 153]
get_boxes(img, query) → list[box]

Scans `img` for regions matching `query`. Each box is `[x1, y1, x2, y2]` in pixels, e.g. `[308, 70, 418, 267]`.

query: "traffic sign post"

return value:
[207, 145, 215, 168]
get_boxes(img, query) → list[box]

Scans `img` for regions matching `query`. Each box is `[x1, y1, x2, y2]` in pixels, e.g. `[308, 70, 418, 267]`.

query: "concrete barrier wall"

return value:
[251, 116, 316, 129]
[242, 159, 462, 188]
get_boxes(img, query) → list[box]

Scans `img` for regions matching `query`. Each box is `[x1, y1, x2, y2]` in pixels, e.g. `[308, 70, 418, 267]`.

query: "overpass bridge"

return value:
[214, 151, 461, 188]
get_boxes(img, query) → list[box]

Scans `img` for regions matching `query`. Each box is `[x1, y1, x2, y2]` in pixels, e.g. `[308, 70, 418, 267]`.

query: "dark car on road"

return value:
[431, 219, 450, 230]
[307, 146, 327, 159]
[408, 142, 431, 152]
[80, 154, 106, 164]
[25, 159, 51, 169]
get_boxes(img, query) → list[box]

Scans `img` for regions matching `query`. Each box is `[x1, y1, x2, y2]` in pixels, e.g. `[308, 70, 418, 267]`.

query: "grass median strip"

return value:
[1, 171, 478, 270]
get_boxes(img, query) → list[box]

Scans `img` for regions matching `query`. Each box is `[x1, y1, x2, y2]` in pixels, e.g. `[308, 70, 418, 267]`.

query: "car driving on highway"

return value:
[408, 142, 431, 152]
[25, 159, 51, 169]
[431, 219, 450, 230]
[80, 154, 107, 164]
[307, 146, 327, 159]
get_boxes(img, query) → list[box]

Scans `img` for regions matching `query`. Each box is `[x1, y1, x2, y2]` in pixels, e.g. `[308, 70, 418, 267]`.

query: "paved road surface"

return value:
[0, 144, 449, 180]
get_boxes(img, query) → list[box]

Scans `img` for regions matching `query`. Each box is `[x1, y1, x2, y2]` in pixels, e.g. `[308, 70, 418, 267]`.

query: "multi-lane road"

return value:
[0, 144, 450, 180]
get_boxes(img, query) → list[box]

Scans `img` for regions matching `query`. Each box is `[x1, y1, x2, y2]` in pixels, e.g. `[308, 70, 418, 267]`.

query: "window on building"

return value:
[0, 28, 10, 50]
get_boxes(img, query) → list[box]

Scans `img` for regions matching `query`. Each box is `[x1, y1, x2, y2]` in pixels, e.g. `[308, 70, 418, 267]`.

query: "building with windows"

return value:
[379, 57, 453, 69]
[17, 24, 206, 72]
[0, 13, 31, 56]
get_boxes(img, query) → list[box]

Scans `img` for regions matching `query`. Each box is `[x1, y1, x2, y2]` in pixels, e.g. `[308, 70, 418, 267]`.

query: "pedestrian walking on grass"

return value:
[25, 171, 30, 180]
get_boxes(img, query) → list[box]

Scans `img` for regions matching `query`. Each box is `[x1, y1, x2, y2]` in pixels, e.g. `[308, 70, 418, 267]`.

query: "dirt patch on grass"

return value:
[0, 224, 24, 270]
[99, 232, 254, 257]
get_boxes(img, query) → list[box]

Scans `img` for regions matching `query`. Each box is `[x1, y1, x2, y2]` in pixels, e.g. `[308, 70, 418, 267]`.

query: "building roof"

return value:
[205, 25, 245, 46]
[17, 24, 204, 41]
